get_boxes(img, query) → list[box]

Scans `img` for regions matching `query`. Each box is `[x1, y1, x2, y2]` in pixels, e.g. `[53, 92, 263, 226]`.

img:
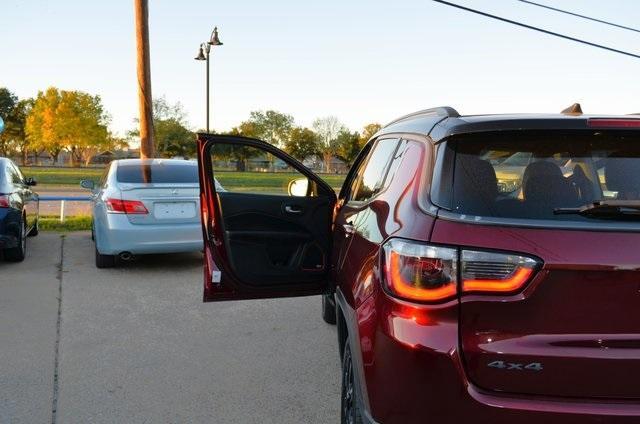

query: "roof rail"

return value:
[384, 106, 460, 127]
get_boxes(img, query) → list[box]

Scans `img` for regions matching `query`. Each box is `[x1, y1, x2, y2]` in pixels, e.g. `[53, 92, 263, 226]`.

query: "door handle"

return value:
[284, 205, 303, 214]
[343, 222, 355, 237]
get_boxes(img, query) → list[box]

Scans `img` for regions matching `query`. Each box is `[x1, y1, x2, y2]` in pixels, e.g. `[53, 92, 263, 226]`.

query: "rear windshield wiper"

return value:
[554, 201, 640, 218]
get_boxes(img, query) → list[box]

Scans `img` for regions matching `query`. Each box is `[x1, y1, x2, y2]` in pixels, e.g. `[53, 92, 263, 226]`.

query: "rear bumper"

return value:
[95, 213, 203, 255]
[347, 290, 640, 424]
[0, 209, 20, 249]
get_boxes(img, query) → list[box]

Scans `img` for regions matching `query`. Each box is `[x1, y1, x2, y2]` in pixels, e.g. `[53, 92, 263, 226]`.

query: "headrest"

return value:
[604, 156, 640, 194]
[522, 161, 565, 201]
[455, 155, 498, 200]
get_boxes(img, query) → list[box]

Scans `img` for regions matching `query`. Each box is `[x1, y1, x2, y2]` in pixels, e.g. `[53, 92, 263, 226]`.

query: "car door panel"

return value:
[219, 192, 332, 286]
[197, 134, 337, 302]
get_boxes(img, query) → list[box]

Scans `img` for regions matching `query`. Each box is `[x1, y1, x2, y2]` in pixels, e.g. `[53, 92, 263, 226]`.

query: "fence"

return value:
[39, 196, 91, 222]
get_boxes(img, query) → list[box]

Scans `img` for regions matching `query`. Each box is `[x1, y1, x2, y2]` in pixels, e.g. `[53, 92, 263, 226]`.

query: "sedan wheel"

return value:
[4, 220, 27, 262]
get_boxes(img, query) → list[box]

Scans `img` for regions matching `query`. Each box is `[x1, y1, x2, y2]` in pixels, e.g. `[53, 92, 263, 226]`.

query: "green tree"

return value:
[4, 99, 35, 165]
[335, 129, 362, 166]
[246, 110, 294, 147]
[312, 116, 346, 172]
[130, 97, 194, 158]
[284, 127, 319, 161]
[0, 88, 19, 156]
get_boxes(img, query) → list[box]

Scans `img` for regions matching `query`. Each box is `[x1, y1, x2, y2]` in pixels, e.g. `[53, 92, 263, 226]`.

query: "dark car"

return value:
[196, 108, 640, 423]
[0, 158, 39, 262]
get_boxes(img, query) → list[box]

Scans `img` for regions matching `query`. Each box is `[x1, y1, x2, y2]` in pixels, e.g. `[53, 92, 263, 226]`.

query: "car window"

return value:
[350, 138, 399, 202]
[7, 163, 23, 185]
[99, 164, 111, 186]
[438, 131, 640, 223]
[116, 162, 199, 184]
[209, 143, 312, 196]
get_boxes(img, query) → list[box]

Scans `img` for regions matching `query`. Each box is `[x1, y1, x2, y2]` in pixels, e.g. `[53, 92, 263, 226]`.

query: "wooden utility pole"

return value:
[134, 0, 155, 158]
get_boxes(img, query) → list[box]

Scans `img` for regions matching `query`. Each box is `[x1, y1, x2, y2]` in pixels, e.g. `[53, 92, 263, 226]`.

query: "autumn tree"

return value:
[25, 88, 65, 163]
[360, 123, 382, 145]
[25, 87, 110, 165]
[312, 116, 346, 172]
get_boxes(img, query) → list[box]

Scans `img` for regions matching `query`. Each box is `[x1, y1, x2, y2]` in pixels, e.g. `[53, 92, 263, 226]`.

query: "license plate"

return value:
[153, 202, 196, 219]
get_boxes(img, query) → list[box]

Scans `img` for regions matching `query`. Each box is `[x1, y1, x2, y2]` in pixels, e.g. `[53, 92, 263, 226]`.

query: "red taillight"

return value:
[587, 118, 640, 128]
[382, 239, 458, 302]
[0, 195, 9, 208]
[105, 198, 148, 214]
[382, 239, 540, 303]
[461, 250, 539, 294]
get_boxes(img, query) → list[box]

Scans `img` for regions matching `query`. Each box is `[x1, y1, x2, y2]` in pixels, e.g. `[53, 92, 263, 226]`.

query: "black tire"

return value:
[322, 293, 337, 325]
[28, 218, 39, 237]
[341, 340, 363, 424]
[4, 219, 27, 262]
[95, 245, 116, 268]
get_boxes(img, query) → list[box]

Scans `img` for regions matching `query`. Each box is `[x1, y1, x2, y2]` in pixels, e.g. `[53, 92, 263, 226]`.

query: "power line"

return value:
[517, 0, 640, 34]
[432, 0, 640, 60]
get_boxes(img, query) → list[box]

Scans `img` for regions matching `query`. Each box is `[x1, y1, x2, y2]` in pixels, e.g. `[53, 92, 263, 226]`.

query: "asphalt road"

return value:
[0, 233, 340, 423]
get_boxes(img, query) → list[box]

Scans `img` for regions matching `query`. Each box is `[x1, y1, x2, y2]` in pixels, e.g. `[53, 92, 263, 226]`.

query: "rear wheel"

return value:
[28, 218, 39, 237]
[322, 293, 337, 325]
[4, 219, 27, 262]
[95, 245, 116, 268]
[341, 340, 363, 424]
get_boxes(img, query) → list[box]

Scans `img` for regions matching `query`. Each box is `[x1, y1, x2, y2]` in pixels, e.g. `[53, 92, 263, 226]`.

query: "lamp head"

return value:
[209, 27, 223, 46]
[194, 45, 206, 61]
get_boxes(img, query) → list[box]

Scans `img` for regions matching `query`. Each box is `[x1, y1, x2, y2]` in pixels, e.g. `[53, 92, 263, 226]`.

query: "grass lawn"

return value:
[39, 215, 92, 232]
[22, 166, 346, 192]
[214, 171, 345, 193]
[23, 167, 103, 186]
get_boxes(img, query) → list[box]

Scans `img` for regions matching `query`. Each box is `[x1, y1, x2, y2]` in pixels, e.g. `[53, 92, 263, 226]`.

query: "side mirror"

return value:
[288, 178, 309, 197]
[80, 179, 95, 190]
[25, 177, 37, 186]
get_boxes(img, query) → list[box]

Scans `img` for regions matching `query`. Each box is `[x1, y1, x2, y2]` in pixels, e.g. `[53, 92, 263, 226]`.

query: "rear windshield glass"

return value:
[117, 163, 199, 183]
[437, 131, 640, 223]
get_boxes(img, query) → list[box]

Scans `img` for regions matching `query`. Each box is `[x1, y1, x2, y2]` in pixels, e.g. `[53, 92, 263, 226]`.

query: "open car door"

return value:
[197, 134, 337, 302]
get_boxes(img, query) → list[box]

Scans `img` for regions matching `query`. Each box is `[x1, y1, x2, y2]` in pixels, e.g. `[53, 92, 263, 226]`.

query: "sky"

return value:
[2, 0, 639, 137]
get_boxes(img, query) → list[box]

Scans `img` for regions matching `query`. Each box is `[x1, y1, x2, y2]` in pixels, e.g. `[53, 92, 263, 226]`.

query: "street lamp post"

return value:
[195, 26, 223, 133]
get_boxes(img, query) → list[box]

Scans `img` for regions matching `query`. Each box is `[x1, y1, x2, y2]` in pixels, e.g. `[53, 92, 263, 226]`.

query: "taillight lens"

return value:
[382, 238, 540, 303]
[0, 195, 9, 208]
[382, 239, 457, 302]
[461, 250, 539, 294]
[105, 198, 148, 214]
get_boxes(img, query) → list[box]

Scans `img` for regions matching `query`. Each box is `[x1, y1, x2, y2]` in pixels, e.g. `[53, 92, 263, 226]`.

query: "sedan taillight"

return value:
[382, 238, 540, 303]
[105, 198, 148, 214]
[0, 195, 9, 208]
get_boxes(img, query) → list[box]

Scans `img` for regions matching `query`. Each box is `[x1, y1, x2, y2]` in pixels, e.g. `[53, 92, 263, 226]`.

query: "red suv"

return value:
[196, 107, 640, 423]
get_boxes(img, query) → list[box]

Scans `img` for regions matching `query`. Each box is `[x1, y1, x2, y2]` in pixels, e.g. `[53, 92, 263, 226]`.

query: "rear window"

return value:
[117, 163, 199, 184]
[433, 131, 640, 223]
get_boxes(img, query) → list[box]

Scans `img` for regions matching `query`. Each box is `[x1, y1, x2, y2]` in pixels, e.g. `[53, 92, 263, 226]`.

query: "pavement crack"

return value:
[51, 235, 65, 424]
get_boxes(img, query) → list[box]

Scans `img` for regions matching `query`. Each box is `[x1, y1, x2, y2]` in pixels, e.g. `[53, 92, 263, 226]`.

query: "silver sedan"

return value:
[81, 159, 207, 268]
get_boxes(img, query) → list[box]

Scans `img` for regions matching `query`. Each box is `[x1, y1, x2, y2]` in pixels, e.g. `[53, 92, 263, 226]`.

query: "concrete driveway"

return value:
[0, 233, 340, 423]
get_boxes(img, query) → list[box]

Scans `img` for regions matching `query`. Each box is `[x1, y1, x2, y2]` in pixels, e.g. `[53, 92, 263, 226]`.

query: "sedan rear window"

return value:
[117, 163, 199, 184]
[433, 131, 640, 223]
